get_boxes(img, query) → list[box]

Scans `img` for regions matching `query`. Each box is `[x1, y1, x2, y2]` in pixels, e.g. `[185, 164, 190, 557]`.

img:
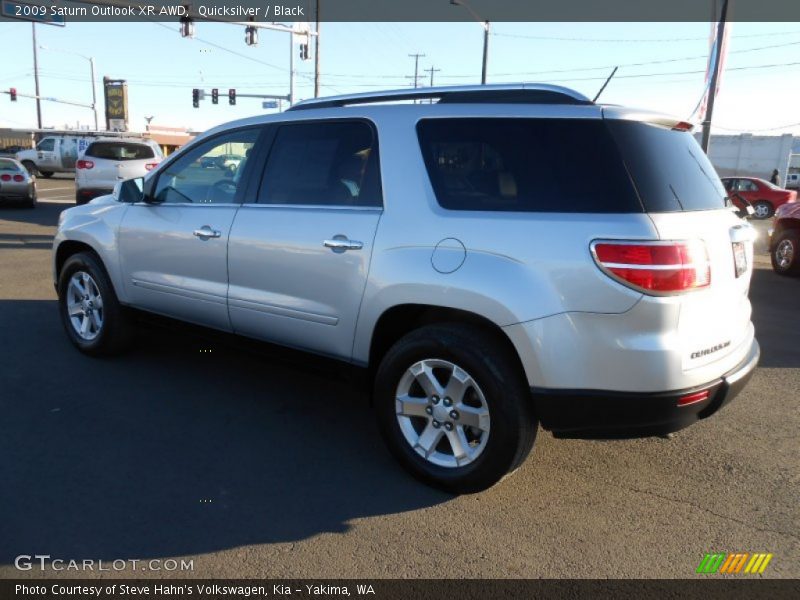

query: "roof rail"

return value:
[287, 83, 592, 111]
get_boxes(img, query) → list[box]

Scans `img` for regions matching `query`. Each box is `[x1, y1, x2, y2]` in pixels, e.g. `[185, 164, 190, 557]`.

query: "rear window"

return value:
[85, 142, 155, 161]
[0, 159, 20, 172]
[416, 118, 642, 213]
[606, 120, 726, 212]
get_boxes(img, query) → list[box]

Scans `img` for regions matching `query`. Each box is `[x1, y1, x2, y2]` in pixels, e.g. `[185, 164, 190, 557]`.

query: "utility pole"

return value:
[314, 0, 321, 97]
[481, 21, 489, 85]
[408, 53, 426, 89]
[425, 65, 441, 88]
[424, 66, 441, 103]
[701, 0, 729, 154]
[31, 23, 42, 128]
[288, 31, 294, 106]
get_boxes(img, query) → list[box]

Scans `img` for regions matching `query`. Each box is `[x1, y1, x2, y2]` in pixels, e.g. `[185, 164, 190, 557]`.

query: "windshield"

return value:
[606, 120, 727, 212]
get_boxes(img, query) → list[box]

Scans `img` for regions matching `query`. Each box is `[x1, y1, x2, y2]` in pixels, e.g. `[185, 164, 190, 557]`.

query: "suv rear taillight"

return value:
[145, 162, 158, 171]
[76, 159, 94, 169]
[591, 240, 710, 294]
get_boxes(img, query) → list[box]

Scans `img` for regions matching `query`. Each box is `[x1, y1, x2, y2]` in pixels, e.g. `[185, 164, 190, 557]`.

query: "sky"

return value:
[1, 20, 800, 136]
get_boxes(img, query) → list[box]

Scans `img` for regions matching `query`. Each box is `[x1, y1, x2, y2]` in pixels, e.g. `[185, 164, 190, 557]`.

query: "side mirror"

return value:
[115, 177, 146, 204]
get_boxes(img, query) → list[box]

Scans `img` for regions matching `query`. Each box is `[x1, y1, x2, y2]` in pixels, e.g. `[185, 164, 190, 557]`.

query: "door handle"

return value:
[193, 226, 221, 240]
[323, 237, 363, 252]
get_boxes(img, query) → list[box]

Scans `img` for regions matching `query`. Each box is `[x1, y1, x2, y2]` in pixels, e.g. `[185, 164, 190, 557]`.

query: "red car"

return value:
[721, 176, 797, 220]
[769, 201, 800, 275]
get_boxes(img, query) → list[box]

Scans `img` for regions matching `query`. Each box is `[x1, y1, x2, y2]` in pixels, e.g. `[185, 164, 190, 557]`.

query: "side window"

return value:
[153, 128, 260, 204]
[37, 138, 55, 151]
[417, 118, 641, 213]
[256, 121, 381, 207]
[742, 180, 759, 192]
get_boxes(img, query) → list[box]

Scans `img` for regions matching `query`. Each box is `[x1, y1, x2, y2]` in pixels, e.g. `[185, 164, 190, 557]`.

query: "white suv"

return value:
[75, 138, 162, 204]
[53, 85, 760, 493]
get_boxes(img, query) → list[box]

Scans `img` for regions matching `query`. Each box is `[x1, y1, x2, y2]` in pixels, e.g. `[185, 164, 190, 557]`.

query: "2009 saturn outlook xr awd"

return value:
[53, 84, 760, 493]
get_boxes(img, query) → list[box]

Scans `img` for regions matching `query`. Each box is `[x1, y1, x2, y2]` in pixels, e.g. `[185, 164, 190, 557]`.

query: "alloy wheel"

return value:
[66, 271, 104, 341]
[395, 359, 491, 468]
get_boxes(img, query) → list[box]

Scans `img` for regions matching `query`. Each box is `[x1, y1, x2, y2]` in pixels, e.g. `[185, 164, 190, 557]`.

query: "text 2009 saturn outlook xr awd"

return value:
[53, 84, 760, 493]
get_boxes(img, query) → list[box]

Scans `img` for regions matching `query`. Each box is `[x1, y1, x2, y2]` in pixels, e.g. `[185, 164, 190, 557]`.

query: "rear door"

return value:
[118, 126, 263, 330]
[227, 119, 382, 360]
[606, 118, 755, 370]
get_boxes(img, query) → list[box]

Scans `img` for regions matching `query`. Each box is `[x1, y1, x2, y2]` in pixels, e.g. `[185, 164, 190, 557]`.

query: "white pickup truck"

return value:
[16, 133, 146, 178]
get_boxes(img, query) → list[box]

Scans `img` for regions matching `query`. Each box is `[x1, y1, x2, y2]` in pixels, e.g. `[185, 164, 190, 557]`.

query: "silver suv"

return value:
[53, 84, 760, 493]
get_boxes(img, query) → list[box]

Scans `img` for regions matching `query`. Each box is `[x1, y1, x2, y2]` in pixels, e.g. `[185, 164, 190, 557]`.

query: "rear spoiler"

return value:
[601, 106, 694, 131]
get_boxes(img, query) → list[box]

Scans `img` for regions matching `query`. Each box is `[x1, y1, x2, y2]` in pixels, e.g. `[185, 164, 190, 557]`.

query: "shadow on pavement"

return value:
[0, 299, 449, 564]
[0, 201, 67, 228]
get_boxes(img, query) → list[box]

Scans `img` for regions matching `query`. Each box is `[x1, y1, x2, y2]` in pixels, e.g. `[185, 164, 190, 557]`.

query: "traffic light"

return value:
[245, 25, 258, 46]
[180, 15, 195, 38]
[228, 88, 236, 106]
[192, 88, 199, 108]
[9, 88, 17, 101]
[299, 43, 310, 61]
[211, 88, 219, 104]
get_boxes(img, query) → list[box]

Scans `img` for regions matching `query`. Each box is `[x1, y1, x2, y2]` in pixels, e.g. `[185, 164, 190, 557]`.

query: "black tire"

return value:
[753, 200, 774, 219]
[75, 192, 88, 205]
[57, 251, 133, 356]
[21, 160, 37, 177]
[771, 230, 800, 276]
[38, 170, 53, 179]
[374, 323, 537, 494]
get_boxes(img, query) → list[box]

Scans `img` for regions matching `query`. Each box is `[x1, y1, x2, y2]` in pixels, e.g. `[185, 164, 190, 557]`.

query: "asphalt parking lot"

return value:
[1, 176, 798, 579]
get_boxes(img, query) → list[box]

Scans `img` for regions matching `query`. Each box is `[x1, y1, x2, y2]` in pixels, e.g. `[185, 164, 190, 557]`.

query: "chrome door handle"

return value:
[193, 226, 221, 240]
[323, 237, 363, 252]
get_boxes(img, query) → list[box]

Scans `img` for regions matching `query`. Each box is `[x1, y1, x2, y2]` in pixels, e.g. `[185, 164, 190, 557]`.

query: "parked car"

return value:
[786, 173, 800, 190]
[75, 138, 162, 205]
[214, 153, 244, 174]
[52, 84, 760, 493]
[721, 176, 797, 219]
[0, 157, 37, 208]
[768, 201, 800, 275]
[16, 132, 150, 178]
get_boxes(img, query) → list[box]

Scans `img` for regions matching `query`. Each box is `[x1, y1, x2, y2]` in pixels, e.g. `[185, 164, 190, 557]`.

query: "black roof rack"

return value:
[287, 84, 593, 111]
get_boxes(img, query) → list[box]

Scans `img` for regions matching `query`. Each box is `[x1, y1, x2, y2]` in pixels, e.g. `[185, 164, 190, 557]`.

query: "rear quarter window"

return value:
[416, 118, 642, 213]
[85, 142, 155, 161]
[605, 120, 727, 212]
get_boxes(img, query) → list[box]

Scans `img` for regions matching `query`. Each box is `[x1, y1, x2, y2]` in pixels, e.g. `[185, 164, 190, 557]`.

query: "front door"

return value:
[118, 127, 263, 331]
[227, 120, 383, 360]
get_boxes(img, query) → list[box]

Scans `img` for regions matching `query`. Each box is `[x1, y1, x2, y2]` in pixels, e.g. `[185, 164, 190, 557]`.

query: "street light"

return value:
[39, 45, 99, 130]
[450, 0, 489, 84]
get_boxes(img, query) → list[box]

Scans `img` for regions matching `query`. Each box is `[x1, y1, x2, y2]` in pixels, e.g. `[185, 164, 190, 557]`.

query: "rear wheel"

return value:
[57, 251, 133, 355]
[374, 324, 537, 494]
[753, 200, 774, 219]
[771, 230, 800, 276]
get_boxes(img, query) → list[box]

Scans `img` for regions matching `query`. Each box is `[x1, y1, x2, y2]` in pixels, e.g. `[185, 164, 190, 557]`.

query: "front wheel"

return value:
[753, 200, 774, 219]
[21, 161, 37, 177]
[771, 230, 800, 276]
[374, 324, 537, 494]
[57, 251, 133, 355]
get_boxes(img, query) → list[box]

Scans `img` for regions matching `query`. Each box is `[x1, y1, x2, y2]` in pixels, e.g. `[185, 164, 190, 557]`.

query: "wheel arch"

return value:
[366, 303, 528, 385]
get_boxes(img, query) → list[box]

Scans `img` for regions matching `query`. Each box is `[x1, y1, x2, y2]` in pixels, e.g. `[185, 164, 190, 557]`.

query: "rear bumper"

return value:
[532, 338, 760, 439]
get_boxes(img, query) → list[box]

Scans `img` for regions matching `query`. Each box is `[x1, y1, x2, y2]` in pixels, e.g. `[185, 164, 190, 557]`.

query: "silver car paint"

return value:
[53, 98, 756, 394]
